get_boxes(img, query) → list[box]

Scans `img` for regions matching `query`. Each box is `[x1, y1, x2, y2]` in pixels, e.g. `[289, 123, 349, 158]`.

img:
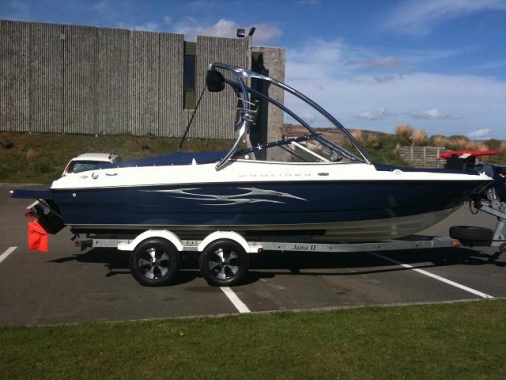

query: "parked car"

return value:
[475, 163, 506, 201]
[62, 153, 121, 177]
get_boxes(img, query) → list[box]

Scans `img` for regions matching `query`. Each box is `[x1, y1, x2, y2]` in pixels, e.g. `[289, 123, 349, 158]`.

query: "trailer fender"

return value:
[198, 231, 261, 253]
[117, 230, 184, 252]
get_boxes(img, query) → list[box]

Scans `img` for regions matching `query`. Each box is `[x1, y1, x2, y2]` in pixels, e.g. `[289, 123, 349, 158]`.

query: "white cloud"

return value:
[467, 129, 491, 139]
[346, 55, 405, 68]
[357, 108, 390, 120]
[384, 0, 506, 36]
[173, 18, 282, 44]
[287, 39, 349, 82]
[411, 108, 452, 120]
[180, 19, 238, 40]
[133, 22, 159, 31]
[301, 113, 317, 126]
[285, 40, 506, 138]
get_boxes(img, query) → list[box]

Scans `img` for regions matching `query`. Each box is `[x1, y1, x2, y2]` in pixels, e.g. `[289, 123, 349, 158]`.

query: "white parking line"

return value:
[370, 252, 494, 299]
[220, 287, 251, 313]
[0, 247, 17, 264]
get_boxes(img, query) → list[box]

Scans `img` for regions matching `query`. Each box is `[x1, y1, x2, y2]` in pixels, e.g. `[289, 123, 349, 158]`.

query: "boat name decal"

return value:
[141, 187, 308, 205]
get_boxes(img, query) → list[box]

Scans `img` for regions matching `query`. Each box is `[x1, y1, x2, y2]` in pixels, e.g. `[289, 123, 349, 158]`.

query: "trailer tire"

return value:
[485, 187, 498, 202]
[199, 239, 249, 287]
[449, 226, 494, 247]
[129, 238, 181, 286]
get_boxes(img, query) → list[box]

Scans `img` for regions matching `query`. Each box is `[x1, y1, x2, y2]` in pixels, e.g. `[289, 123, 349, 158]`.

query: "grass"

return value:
[1, 300, 505, 379]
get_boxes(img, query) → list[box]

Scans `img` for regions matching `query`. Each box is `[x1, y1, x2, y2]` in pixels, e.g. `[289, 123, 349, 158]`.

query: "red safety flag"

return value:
[28, 220, 48, 252]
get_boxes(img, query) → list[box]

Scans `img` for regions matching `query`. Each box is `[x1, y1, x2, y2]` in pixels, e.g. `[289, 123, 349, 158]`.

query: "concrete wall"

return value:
[1, 20, 285, 140]
[1, 21, 30, 132]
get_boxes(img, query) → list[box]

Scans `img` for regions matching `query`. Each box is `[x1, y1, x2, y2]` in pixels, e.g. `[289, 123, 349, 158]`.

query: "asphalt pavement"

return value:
[1, 183, 504, 326]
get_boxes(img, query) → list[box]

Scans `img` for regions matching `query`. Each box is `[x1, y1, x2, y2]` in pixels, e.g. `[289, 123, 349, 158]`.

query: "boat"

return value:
[11, 63, 492, 242]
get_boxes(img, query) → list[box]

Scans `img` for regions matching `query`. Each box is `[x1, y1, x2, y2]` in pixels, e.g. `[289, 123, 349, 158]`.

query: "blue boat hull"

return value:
[41, 179, 483, 238]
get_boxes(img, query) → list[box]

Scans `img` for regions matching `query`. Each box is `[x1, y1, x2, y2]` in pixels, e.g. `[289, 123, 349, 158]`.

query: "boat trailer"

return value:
[72, 199, 506, 287]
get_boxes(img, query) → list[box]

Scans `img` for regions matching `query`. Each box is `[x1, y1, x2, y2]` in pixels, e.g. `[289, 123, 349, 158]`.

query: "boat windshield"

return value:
[233, 134, 363, 163]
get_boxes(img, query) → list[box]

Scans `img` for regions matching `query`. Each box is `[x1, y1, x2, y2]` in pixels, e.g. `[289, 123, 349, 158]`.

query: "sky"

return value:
[1, 0, 505, 139]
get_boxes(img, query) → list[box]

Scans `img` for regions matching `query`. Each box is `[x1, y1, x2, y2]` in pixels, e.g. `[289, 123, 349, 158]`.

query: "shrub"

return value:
[351, 129, 364, 143]
[498, 141, 506, 156]
[430, 134, 449, 148]
[447, 136, 472, 150]
[395, 124, 413, 139]
[366, 133, 382, 150]
[483, 139, 502, 150]
[412, 130, 428, 147]
[393, 143, 402, 158]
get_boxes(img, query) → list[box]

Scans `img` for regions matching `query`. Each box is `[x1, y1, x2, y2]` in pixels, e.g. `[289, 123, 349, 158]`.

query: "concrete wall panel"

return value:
[0, 20, 30, 132]
[129, 31, 159, 136]
[63, 25, 96, 134]
[29, 22, 63, 133]
[97, 28, 130, 135]
[196, 36, 248, 140]
[159, 33, 184, 137]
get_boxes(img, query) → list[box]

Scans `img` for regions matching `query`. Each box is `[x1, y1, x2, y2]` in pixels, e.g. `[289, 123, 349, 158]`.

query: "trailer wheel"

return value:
[485, 187, 498, 202]
[449, 226, 494, 247]
[199, 239, 249, 287]
[129, 239, 181, 286]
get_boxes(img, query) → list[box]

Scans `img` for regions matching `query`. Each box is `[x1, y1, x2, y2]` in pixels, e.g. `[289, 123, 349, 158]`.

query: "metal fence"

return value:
[0, 20, 256, 139]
